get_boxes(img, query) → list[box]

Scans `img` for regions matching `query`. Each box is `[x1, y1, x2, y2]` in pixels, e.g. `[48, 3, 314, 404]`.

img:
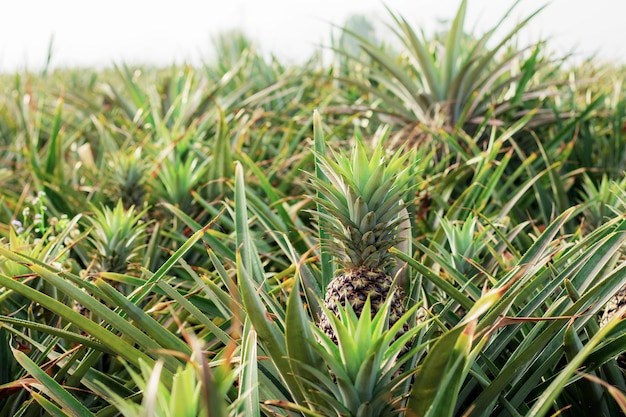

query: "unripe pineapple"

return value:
[311, 139, 412, 348]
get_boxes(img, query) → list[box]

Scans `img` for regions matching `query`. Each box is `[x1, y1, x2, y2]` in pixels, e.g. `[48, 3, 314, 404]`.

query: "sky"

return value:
[0, 0, 624, 72]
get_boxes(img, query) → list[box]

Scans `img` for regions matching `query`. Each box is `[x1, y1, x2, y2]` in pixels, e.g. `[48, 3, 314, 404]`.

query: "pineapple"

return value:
[311, 139, 413, 349]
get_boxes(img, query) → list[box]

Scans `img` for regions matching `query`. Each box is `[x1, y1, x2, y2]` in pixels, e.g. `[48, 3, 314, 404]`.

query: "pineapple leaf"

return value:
[310, 138, 414, 271]
[407, 318, 476, 417]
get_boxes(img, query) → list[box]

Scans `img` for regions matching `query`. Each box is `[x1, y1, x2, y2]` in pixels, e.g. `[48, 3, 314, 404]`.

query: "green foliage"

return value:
[82, 201, 148, 274]
[1, 2, 626, 416]
[310, 136, 412, 270]
[333, 0, 562, 140]
[99, 335, 237, 417]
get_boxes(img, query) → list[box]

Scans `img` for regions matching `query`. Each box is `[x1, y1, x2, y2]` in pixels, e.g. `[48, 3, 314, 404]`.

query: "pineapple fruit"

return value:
[311, 139, 413, 349]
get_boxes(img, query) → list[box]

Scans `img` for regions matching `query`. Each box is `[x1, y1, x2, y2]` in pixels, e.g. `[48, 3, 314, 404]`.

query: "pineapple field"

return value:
[2, 2, 626, 416]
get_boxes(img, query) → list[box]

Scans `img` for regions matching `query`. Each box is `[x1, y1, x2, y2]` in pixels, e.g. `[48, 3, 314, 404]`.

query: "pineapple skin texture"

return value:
[319, 266, 408, 345]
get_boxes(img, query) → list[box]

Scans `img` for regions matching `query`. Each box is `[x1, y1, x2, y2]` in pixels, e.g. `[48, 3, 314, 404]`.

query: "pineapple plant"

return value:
[104, 148, 148, 209]
[83, 201, 148, 275]
[310, 137, 414, 348]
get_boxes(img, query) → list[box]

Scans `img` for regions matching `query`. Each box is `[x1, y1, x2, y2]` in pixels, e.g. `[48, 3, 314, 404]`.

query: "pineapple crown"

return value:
[311, 139, 413, 271]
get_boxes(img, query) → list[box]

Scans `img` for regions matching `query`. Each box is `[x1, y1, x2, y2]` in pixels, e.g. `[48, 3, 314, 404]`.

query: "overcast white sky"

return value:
[0, 0, 623, 72]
